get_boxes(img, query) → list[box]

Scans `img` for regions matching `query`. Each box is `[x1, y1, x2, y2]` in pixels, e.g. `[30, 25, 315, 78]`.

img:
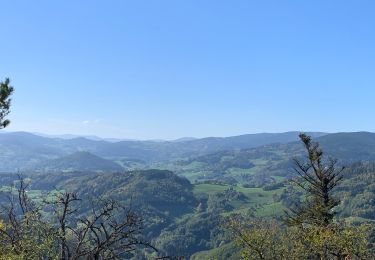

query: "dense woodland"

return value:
[0, 79, 375, 259]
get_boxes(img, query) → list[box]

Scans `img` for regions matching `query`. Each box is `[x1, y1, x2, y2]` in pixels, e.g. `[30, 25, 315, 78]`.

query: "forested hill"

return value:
[316, 132, 375, 161]
[0, 169, 198, 252]
[31, 151, 124, 173]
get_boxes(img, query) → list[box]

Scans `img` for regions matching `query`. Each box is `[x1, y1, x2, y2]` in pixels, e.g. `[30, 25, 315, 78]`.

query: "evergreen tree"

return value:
[286, 133, 345, 227]
[0, 78, 14, 129]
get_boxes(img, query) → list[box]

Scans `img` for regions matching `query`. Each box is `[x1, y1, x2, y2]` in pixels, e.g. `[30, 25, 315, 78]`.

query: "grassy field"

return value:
[193, 183, 285, 217]
[193, 183, 232, 195]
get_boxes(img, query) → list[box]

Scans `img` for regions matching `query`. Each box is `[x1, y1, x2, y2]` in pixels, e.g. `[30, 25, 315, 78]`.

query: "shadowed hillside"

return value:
[31, 151, 124, 173]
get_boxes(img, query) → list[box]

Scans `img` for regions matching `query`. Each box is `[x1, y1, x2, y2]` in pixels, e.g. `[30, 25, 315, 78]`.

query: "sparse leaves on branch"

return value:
[0, 176, 157, 259]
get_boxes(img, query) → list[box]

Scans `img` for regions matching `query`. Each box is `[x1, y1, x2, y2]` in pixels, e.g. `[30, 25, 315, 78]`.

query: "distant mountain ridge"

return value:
[2, 130, 375, 173]
[30, 132, 135, 143]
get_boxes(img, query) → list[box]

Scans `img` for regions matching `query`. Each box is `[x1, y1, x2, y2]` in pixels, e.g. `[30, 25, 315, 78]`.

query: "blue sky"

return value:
[1, 1, 374, 139]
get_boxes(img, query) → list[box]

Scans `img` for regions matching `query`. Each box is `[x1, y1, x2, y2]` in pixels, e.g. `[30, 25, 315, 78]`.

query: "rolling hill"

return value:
[31, 151, 123, 173]
[163, 132, 375, 185]
[1, 131, 375, 175]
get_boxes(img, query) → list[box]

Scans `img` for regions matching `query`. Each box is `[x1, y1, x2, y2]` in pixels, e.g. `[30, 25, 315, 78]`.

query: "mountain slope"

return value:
[317, 132, 375, 161]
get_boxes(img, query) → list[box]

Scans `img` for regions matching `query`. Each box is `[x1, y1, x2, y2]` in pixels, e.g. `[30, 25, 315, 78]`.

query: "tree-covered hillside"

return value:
[31, 151, 124, 173]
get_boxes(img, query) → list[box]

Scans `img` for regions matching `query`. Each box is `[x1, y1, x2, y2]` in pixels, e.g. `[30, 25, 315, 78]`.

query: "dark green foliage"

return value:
[206, 188, 247, 212]
[155, 212, 224, 258]
[277, 185, 304, 209]
[336, 162, 375, 220]
[0, 78, 14, 129]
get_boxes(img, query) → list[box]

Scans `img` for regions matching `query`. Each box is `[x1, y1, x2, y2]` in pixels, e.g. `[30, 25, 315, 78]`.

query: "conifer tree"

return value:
[286, 133, 345, 227]
[0, 78, 14, 129]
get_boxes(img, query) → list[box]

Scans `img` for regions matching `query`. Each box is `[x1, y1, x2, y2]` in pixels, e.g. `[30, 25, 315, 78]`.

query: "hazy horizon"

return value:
[4, 129, 372, 142]
[2, 1, 374, 139]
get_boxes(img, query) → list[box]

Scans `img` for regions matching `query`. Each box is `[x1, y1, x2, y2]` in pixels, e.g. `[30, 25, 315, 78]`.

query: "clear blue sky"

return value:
[1, 1, 374, 140]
